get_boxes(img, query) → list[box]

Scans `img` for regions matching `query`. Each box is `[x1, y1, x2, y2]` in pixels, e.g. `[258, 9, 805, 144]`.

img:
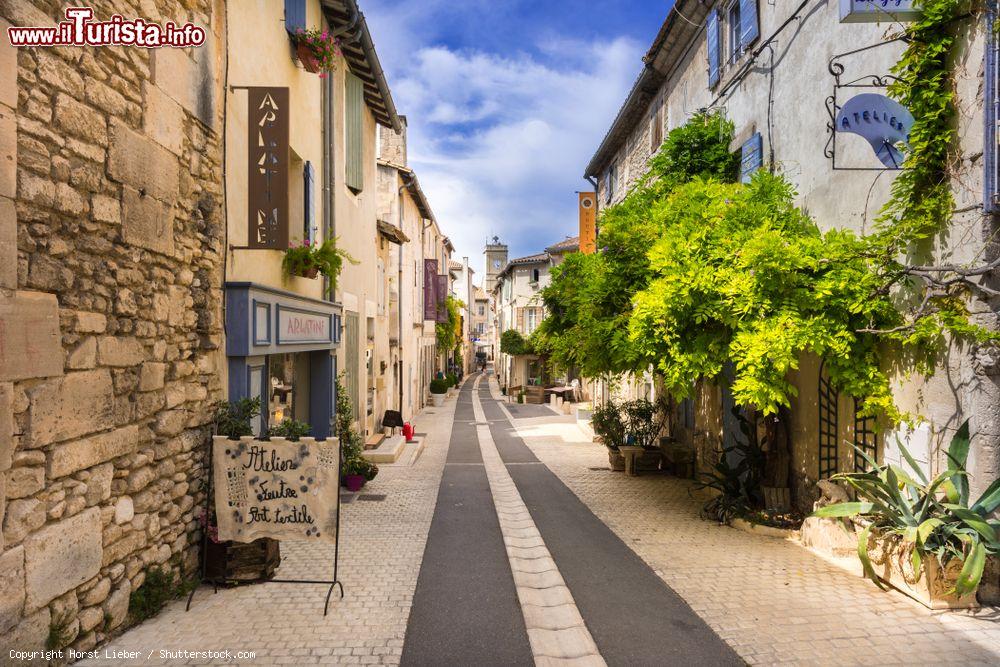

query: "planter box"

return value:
[430, 393, 445, 407]
[607, 449, 625, 472]
[205, 537, 280, 583]
[867, 531, 980, 610]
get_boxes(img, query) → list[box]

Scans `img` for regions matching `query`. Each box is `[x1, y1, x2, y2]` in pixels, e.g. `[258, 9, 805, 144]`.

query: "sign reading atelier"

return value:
[423, 259, 439, 320]
[213, 436, 340, 543]
[248, 87, 289, 249]
[836, 93, 914, 169]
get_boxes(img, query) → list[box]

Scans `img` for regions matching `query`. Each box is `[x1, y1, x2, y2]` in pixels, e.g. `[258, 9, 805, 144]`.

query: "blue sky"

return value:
[363, 0, 674, 275]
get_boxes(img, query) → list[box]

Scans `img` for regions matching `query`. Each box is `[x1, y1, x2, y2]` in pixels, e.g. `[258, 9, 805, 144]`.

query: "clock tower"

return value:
[484, 236, 508, 293]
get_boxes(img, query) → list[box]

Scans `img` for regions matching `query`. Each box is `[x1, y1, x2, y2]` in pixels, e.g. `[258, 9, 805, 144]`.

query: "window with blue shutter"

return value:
[739, 0, 760, 50]
[986, 1, 999, 213]
[303, 161, 316, 244]
[707, 11, 721, 88]
[284, 0, 306, 34]
[740, 133, 763, 183]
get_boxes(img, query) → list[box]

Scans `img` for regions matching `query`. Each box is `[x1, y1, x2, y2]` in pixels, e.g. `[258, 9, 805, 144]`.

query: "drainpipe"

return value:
[397, 172, 416, 415]
[323, 70, 335, 301]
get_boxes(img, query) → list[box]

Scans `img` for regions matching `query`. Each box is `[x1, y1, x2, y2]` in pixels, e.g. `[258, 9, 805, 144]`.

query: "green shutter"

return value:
[345, 72, 364, 192]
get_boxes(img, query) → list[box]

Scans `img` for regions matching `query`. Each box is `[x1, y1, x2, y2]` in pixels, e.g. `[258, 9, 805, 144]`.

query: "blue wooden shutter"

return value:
[986, 2, 999, 213]
[740, 0, 760, 50]
[304, 161, 316, 244]
[707, 11, 721, 88]
[285, 0, 306, 33]
[740, 133, 763, 183]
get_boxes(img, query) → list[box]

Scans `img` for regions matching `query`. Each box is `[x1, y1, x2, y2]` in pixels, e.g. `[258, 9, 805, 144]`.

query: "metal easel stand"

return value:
[186, 436, 345, 616]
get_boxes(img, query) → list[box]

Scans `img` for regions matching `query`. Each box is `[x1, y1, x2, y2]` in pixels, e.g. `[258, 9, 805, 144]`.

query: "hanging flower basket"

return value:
[281, 238, 356, 294]
[295, 42, 321, 74]
[290, 28, 342, 78]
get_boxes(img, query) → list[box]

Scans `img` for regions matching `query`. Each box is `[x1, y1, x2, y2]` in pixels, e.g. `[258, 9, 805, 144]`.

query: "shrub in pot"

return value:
[813, 421, 1000, 608]
[429, 378, 449, 407]
[590, 400, 626, 471]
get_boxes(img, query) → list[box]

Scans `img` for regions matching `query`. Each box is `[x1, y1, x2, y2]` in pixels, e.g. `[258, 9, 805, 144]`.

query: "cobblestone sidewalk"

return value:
[504, 392, 1000, 666]
[86, 398, 458, 666]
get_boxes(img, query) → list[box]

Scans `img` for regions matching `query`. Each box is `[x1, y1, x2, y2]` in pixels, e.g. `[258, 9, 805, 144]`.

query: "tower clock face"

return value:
[493, 259, 501, 269]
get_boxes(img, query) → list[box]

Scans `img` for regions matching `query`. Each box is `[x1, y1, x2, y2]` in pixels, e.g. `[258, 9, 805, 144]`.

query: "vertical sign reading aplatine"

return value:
[248, 87, 289, 249]
[423, 259, 438, 321]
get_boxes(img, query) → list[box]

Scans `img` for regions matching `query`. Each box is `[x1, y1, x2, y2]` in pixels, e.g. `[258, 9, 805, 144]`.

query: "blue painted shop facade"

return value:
[225, 282, 342, 438]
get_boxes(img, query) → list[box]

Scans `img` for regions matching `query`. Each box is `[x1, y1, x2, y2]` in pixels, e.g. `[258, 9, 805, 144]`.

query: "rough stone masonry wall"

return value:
[0, 0, 224, 654]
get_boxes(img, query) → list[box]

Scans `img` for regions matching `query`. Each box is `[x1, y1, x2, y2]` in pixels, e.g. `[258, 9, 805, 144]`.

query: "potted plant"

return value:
[590, 399, 626, 471]
[446, 372, 459, 396]
[206, 397, 281, 582]
[429, 378, 448, 407]
[289, 28, 342, 77]
[622, 398, 668, 471]
[813, 421, 1000, 609]
[267, 418, 311, 440]
[342, 457, 367, 492]
[282, 238, 356, 295]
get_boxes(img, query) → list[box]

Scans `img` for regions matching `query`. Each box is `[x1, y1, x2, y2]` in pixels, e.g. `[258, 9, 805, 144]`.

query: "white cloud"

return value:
[363, 5, 643, 274]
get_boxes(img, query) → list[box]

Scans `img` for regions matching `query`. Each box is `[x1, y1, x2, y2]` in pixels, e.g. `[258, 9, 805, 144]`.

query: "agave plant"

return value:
[694, 406, 766, 523]
[813, 421, 1000, 596]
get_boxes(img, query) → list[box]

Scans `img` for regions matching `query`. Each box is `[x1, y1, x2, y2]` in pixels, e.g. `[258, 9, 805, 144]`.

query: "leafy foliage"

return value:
[282, 238, 356, 295]
[267, 418, 312, 440]
[128, 566, 197, 624]
[214, 397, 261, 439]
[335, 372, 376, 481]
[695, 407, 767, 523]
[429, 377, 449, 394]
[621, 398, 669, 449]
[500, 328, 534, 356]
[589, 400, 626, 450]
[290, 28, 343, 76]
[538, 111, 740, 379]
[436, 295, 463, 353]
[814, 421, 1000, 596]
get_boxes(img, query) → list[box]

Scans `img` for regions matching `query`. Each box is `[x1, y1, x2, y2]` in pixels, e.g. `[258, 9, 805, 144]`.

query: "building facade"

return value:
[584, 0, 999, 509]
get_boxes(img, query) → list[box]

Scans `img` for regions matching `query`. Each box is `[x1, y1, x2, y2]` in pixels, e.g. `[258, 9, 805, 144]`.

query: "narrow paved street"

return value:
[93, 371, 1000, 666]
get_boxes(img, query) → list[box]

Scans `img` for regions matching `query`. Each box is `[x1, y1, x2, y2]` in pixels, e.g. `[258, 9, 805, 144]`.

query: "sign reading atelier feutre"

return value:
[248, 87, 289, 249]
[213, 436, 340, 543]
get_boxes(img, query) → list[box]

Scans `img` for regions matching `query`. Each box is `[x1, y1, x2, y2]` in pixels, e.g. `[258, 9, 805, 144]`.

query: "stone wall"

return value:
[0, 0, 225, 653]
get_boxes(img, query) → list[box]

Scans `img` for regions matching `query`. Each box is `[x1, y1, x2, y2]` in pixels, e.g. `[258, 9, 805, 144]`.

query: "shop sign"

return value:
[839, 0, 919, 23]
[835, 93, 913, 169]
[276, 306, 331, 344]
[248, 87, 289, 249]
[423, 259, 439, 320]
[213, 437, 340, 543]
[435, 275, 449, 323]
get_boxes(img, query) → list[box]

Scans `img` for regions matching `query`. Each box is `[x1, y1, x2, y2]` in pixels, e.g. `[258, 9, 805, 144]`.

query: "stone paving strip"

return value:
[495, 374, 1000, 667]
[85, 397, 460, 666]
[472, 377, 606, 666]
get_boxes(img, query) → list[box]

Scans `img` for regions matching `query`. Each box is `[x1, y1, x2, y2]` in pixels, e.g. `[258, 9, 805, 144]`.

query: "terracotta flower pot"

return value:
[296, 266, 319, 279]
[296, 42, 321, 73]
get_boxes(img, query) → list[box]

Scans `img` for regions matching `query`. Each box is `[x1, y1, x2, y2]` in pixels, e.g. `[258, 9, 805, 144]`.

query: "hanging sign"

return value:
[839, 0, 919, 23]
[423, 259, 439, 320]
[835, 93, 913, 169]
[213, 436, 340, 543]
[435, 274, 449, 323]
[579, 192, 596, 254]
[248, 87, 289, 249]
